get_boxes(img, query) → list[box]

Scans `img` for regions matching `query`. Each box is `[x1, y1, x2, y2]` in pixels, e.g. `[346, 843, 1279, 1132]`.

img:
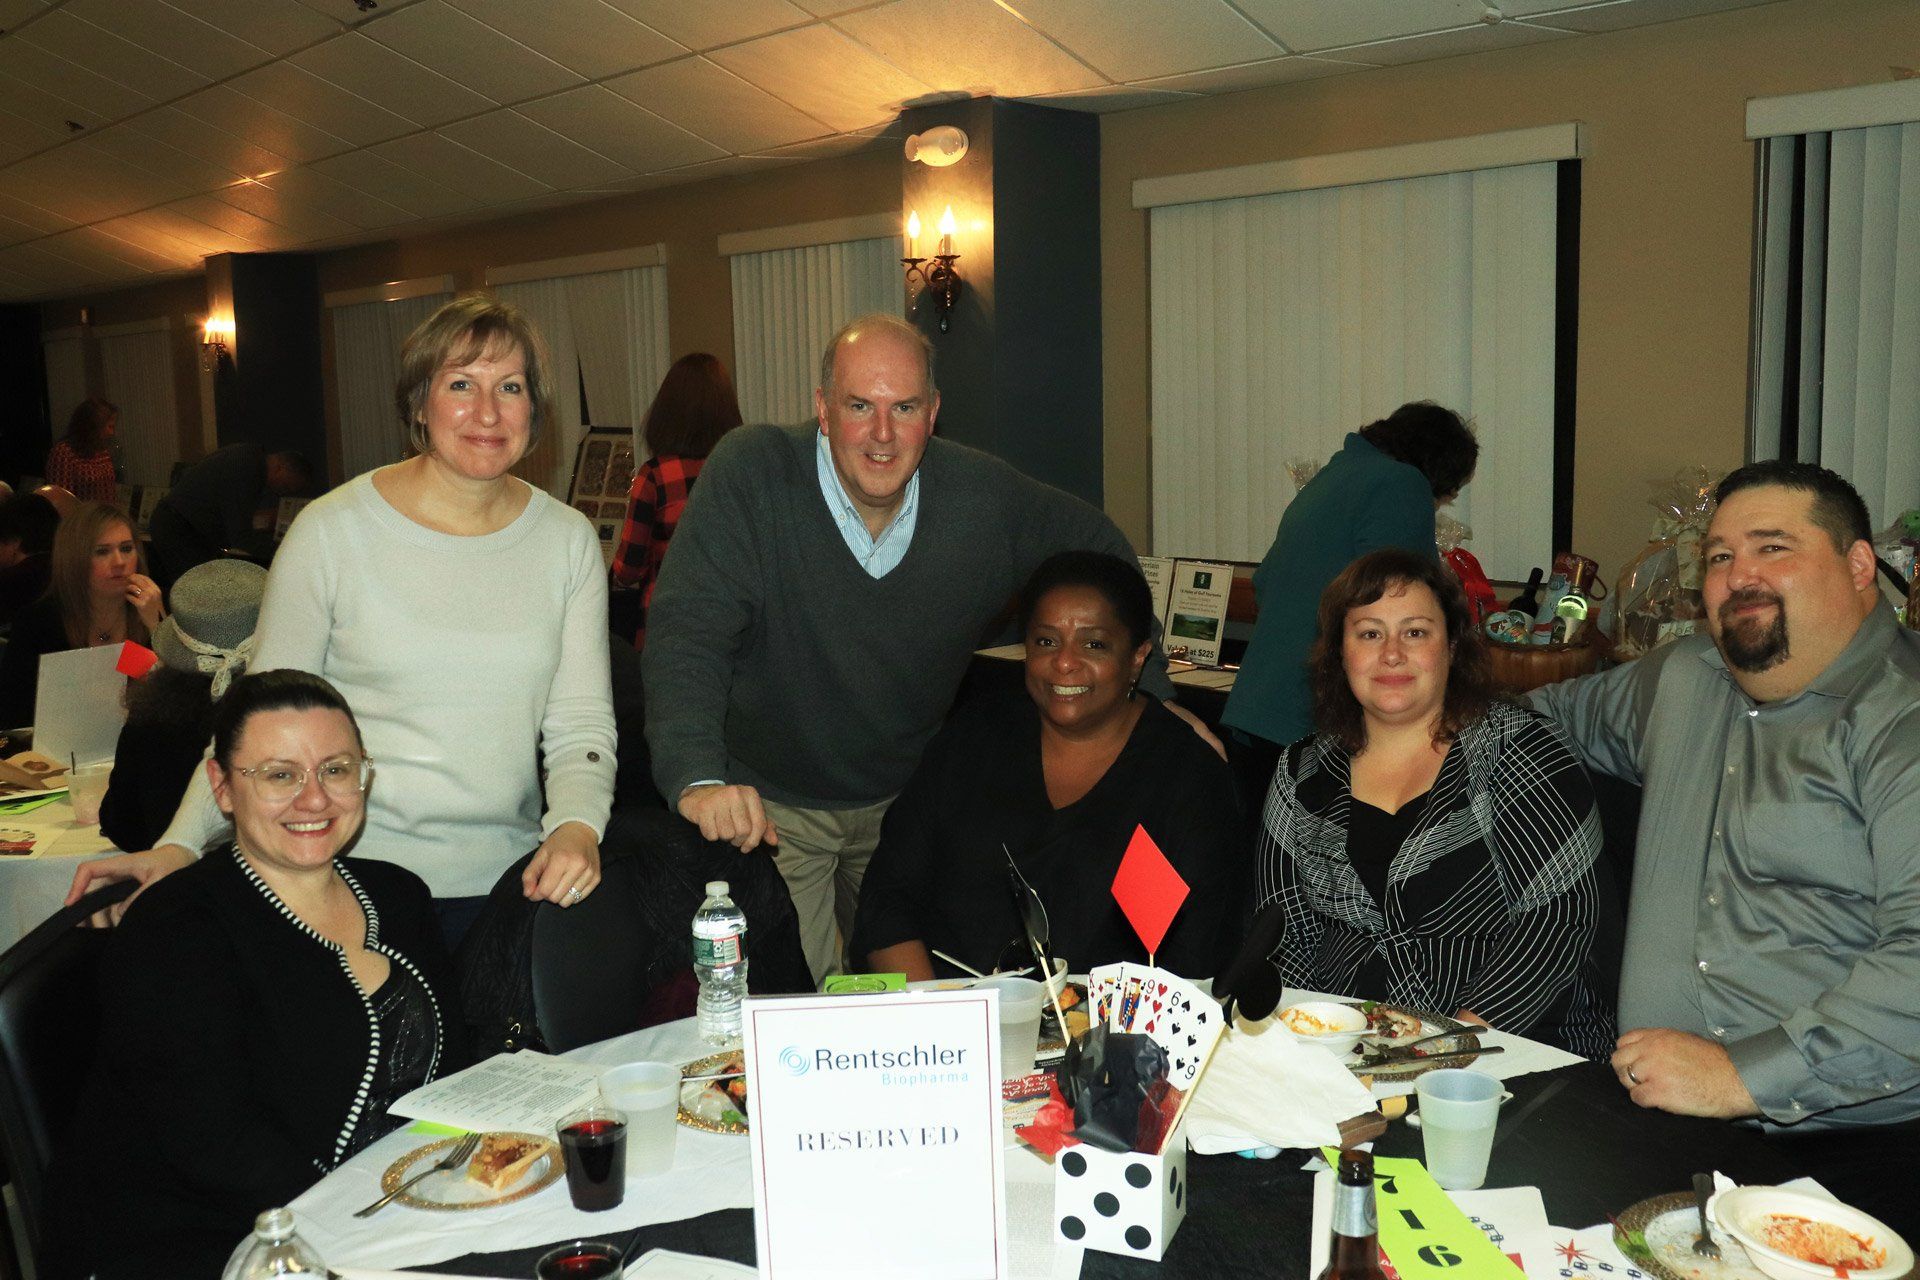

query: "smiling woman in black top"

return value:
[850, 551, 1242, 980]
[47, 671, 463, 1280]
[1255, 549, 1613, 1057]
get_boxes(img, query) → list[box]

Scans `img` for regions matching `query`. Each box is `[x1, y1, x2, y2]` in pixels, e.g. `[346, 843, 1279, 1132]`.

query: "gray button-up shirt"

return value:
[1530, 604, 1920, 1129]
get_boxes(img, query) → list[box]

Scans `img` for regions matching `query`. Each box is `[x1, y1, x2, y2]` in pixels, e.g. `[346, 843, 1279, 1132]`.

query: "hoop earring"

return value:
[1127, 673, 1141, 701]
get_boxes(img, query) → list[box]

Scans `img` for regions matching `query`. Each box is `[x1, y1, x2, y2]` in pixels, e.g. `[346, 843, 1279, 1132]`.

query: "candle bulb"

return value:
[938, 205, 956, 257]
[906, 210, 921, 257]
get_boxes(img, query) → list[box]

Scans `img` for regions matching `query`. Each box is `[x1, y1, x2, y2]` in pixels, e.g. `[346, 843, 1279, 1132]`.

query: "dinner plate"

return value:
[1614, 1192, 1771, 1280]
[678, 1051, 749, 1135]
[1344, 1007, 1482, 1081]
[378, 1132, 561, 1211]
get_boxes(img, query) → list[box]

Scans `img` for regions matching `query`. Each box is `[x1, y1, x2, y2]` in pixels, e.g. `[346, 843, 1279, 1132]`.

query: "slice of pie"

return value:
[466, 1132, 552, 1192]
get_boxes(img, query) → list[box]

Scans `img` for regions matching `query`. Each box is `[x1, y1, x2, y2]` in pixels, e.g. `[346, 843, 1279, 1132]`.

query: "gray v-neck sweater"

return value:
[642, 424, 1170, 809]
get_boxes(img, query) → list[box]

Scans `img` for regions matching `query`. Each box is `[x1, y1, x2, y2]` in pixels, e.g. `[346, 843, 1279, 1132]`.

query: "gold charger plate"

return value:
[1344, 1007, 1482, 1081]
[679, 1051, 748, 1135]
[1614, 1191, 1771, 1280]
[379, 1132, 560, 1211]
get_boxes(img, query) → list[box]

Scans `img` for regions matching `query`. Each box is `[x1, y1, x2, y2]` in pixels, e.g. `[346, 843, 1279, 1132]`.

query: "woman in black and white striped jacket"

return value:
[1254, 549, 1615, 1059]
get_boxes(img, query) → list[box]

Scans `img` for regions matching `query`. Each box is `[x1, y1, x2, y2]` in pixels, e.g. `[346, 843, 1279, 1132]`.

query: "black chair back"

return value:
[0, 880, 133, 1268]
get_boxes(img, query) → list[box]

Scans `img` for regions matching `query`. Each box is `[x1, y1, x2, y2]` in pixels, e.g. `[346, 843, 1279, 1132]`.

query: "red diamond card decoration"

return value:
[1111, 824, 1189, 957]
[115, 642, 158, 679]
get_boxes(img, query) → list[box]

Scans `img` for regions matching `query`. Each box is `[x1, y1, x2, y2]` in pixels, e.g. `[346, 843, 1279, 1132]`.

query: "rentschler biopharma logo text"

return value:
[776, 1041, 971, 1087]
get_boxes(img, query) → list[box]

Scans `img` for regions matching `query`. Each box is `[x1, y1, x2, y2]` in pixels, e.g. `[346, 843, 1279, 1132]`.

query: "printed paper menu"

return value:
[1165, 561, 1233, 667]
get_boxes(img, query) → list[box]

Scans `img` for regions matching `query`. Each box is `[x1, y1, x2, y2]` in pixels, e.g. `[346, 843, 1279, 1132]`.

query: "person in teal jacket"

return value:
[1222, 401, 1479, 803]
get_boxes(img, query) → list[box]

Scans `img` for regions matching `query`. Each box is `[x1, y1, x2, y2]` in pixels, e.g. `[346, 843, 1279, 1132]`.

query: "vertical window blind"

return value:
[41, 332, 85, 455]
[728, 236, 902, 426]
[1147, 160, 1565, 581]
[329, 292, 452, 482]
[95, 322, 180, 488]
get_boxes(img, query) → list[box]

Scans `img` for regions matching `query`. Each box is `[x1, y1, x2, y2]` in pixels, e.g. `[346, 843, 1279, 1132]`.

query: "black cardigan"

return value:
[0, 593, 67, 728]
[849, 692, 1247, 980]
[45, 850, 465, 1280]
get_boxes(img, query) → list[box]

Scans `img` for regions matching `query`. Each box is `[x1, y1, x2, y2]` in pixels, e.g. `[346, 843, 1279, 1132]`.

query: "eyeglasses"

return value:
[231, 755, 373, 804]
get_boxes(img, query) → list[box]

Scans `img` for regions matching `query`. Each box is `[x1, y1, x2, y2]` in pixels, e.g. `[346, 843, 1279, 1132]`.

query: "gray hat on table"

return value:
[151, 559, 268, 699]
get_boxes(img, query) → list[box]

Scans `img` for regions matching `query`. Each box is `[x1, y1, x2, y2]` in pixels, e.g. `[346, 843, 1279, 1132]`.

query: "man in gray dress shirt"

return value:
[1532, 460, 1920, 1132]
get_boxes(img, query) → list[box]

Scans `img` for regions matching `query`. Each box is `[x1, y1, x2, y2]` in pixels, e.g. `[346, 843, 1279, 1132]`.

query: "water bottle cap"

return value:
[254, 1207, 297, 1242]
[706, 880, 729, 897]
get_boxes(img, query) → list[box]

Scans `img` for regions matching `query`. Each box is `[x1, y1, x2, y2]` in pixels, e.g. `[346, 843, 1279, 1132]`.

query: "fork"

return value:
[353, 1131, 481, 1218]
[1692, 1172, 1722, 1260]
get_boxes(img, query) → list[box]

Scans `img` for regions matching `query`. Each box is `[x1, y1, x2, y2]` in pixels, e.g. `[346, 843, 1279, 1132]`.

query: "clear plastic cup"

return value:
[978, 976, 1045, 1078]
[68, 762, 111, 827]
[598, 1061, 680, 1177]
[1414, 1068, 1504, 1190]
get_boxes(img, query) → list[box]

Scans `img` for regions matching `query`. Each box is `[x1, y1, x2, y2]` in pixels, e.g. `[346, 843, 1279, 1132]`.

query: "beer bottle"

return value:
[1318, 1148, 1387, 1280]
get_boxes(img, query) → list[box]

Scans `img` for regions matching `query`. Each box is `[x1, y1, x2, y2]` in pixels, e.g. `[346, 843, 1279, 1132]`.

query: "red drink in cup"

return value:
[536, 1240, 624, 1278]
[556, 1106, 626, 1212]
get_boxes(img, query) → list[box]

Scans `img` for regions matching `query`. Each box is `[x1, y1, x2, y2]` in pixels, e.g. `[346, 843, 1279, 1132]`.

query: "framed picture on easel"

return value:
[566, 427, 638, 565]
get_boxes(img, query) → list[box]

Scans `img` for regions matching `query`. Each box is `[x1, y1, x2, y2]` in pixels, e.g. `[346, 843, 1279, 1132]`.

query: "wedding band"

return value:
[566, 886, 582, 901]
[1627, 1068, 1641, 1085]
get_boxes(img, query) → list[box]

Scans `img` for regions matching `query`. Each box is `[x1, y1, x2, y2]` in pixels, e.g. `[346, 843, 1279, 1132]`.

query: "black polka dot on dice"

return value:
[1126, 1226, 1153, 1251]
[1060, 1216, 1086, 1240]
[1061, 1151, 1087, 1177]
[1094, 1192, 1120, 1217]
[1125, 1162, 1152, 1189]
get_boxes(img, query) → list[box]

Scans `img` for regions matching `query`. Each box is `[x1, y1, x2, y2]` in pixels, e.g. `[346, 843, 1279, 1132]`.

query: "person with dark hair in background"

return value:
[849, 551, 1243, 981]
[146, 443, 317, 590]
[610, 353, 743, 649]
[0, 500, 164, 728]
[1222, 401, 1480, 806]
[45, 670, 464, 1280]
[0, 490, 61, 623]
[99, 559, 267, 853]
[45, 396, 119, 504]
[1256, 548, 1612, 1057]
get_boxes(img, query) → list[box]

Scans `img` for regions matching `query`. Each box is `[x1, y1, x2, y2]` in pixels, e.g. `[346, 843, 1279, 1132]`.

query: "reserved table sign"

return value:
[742, 990, 1009, 1279]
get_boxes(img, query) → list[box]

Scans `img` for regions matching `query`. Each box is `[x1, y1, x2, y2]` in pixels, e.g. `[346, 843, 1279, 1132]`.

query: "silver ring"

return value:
[1627, 1068, 1640, 1085]
[566, 885, 582, 901]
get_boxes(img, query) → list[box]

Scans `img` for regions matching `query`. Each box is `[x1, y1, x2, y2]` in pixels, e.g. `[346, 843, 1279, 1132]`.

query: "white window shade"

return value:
[1148, 161, 1560, 580]
[42, 333, 85, 447]
[728, 236, 902, 426]
[96, 324, 180, 488]
[330, 293, 451, 481]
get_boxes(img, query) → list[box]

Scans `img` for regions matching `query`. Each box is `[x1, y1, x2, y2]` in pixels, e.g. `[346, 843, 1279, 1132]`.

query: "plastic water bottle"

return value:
[221, 1208, 325, 1279]
[693, 880, 748, 1044]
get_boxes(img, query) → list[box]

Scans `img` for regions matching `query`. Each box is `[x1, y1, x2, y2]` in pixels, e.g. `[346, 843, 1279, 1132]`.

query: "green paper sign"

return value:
[1322, 1150, 1524, 1280]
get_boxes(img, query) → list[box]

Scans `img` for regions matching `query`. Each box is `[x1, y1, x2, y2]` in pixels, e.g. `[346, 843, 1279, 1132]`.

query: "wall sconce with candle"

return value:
[902, 205, 962, 333]
[201, 316, 234, 372]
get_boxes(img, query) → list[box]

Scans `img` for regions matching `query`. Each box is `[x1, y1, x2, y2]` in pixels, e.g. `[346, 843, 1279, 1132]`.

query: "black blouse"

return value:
[849, 691, 1246, 980]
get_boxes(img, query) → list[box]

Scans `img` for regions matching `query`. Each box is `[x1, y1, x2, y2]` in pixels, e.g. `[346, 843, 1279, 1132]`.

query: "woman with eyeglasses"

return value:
[46, 670, 465, 1280]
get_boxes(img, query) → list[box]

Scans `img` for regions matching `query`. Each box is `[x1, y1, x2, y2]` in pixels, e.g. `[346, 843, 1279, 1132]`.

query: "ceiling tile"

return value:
[0, 37, 155, 119]
[16, 11, 209, 103]
[835, 0, 1102, 97]
[516, 85, 723, 173]
[210, 178, 360, 241]
[443, 0, 684, 79]
[0, 205, 51, 244]
[597, 0, 811, 50]
[1020, 86, 1200, 113]
[708, 24, 930, 133]
[0, 191, 73, 235]
[135, 205, 268, 253]
[751, 132, 889, 162]
[291, 0, 421, 23]
[2, 145, 190, 223]
[607, 57, 828, 154]
[59, 224, 192, 273]
[0, 0, 49, 30]
[1012, 0, 1284, 81]
[1530, 0, 1785, 33]
[1132, 53, 1371, 94]
[228, 62, 417, 146]
[365, 0, 584, 100]
[0, 244, 109, 292]
[95, 210, 238, 261]
[84, 122, 249, 193]
[0, 71, 103, 136]
[174, 86, 357, 166]
[365, 131, 549, 205]
[154, 0, 340, 56]
[1321, 19, 1573, 66]
[119, 106, 295, 180]
[291, 33, 496, 127]
[439, 109, 631, 189]
[64, 0, 272, 80]
[0, 102, 64, 159]
[1231, 0, 1506, 51]
[310, 149, 479, 218]
[785, 0, 870, 14]
[167, 192, 316, 248]
[256, 164, 418, 227]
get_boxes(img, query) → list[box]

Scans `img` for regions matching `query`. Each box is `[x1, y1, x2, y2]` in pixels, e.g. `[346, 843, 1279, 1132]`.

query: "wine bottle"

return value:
[1317, 1149, 1387, 1280]
[1508, 567, 1544, 617]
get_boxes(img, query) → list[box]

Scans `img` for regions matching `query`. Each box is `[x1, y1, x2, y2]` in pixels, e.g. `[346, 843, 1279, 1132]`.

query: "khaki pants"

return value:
[761, 795, 894, 985]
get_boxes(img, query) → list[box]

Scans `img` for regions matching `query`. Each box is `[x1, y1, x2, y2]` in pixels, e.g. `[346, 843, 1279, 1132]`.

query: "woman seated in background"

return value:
[46, 670, 464, 1280]
[609, 352, 743, 649]
[0, 500, 163, 727]
[1255, 549, 1613, 1057]
[850, 550, 1243, 980]
[44, 396, 119, 504]
[99, 558, 266, 852]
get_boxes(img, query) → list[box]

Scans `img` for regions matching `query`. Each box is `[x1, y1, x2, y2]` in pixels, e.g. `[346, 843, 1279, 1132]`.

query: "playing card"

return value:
[1115, 971, 1145, 1031]
[1089, 963, 1124, 1026]
[1152, 972, 1225, 1092]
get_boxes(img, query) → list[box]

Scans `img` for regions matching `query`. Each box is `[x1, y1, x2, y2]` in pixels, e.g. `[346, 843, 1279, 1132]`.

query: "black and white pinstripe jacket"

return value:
[1257, 700, 1616, 1059]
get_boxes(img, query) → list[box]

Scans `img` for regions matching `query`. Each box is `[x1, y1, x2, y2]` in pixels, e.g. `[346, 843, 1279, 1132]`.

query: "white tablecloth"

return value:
[0, 795, 117, 951]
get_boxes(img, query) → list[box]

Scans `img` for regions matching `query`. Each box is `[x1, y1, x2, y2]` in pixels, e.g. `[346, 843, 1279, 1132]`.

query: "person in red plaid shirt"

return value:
[610, 353, 743, 648]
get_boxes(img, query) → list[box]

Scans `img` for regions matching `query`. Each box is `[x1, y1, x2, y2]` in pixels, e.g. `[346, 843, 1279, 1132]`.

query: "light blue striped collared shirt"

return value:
[815, 429, 919, 578]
